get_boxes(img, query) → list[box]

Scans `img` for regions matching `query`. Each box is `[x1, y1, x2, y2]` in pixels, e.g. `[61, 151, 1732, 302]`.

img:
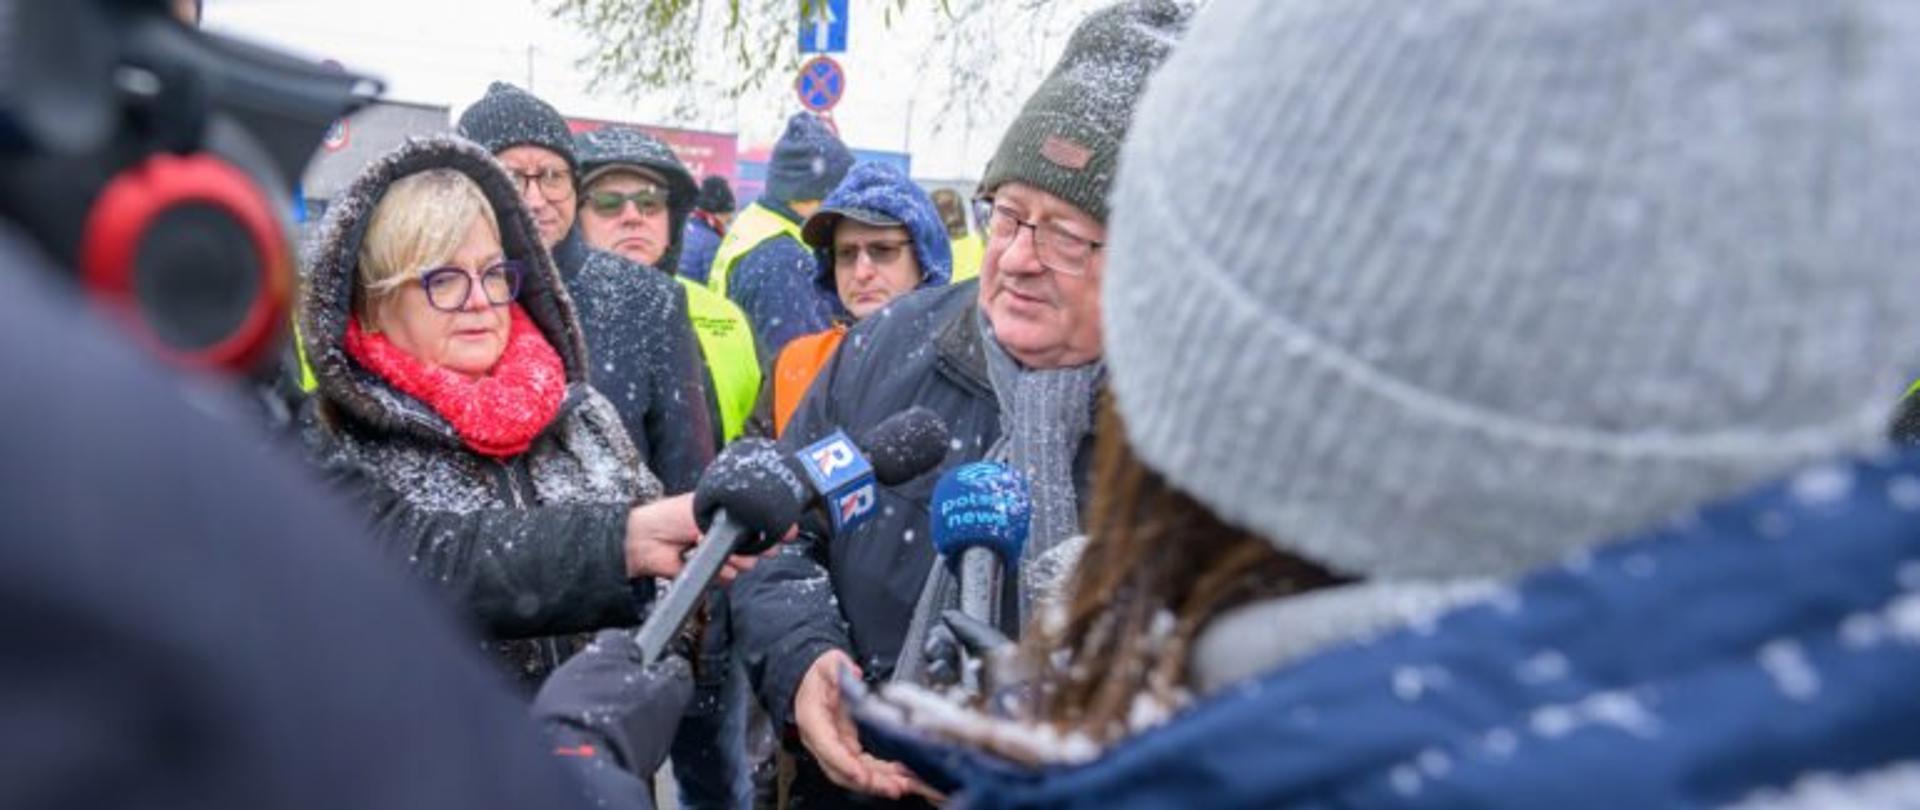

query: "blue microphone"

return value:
[795, 430, 879, 535]
[791, 406, 948, 534]
[929, 461, 1031, 629]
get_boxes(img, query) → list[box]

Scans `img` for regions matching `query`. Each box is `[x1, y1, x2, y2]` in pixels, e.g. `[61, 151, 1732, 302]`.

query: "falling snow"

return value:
[1788, 464, 1854, 506]
[1724, 761, 1920, 810]
[1886, 476, 1920, 511]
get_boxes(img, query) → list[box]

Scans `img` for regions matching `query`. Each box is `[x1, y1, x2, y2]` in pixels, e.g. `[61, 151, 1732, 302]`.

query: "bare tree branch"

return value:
[540, 0, 1109, 134]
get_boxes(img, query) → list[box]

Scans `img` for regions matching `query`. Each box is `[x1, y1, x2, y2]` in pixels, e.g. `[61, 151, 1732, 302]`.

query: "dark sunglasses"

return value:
[419, 260, 524, 312]
[584, 187, 668, 216]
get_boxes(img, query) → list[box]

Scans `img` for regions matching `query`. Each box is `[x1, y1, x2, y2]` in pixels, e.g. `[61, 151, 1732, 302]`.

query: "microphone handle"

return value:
[633, 508, 745, 663]
[958, 546, 1003, 630]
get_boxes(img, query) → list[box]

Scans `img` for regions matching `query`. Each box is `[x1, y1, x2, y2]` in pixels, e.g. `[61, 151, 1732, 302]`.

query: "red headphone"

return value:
[77, 149, 292, 375]
[0, 1, 372, 379]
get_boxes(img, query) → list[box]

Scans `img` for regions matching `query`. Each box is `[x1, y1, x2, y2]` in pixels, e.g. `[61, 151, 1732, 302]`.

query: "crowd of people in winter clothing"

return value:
[13, 0, 1920, 807]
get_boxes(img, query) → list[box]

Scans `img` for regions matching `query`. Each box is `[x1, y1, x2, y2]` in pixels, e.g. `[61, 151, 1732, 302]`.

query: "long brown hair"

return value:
[1020, 398, 1346, 743]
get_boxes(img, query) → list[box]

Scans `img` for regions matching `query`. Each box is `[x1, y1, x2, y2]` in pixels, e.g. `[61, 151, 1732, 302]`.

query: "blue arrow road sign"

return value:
[796, 56, 845, 112]
[798, 0, 848, 54]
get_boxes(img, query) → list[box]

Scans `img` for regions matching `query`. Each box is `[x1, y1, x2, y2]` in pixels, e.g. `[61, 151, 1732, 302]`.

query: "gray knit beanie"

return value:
[978, 0, 1190, 224]
[763, 112, 853, 205]
[456, 81, 577, 172]
[1104, 0, 1920, 581]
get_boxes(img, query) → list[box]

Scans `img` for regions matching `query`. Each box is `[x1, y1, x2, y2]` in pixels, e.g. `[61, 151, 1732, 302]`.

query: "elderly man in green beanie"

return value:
[726, 2, 1194, 805]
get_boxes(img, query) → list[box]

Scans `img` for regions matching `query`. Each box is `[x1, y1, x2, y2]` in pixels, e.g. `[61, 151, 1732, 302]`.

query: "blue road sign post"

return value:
[795, 55, 846, 113]
[798, 0, 848, 54]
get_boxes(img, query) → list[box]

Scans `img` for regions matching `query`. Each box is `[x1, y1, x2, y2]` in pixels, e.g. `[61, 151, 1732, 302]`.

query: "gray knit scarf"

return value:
[894, 311, 1103, 684]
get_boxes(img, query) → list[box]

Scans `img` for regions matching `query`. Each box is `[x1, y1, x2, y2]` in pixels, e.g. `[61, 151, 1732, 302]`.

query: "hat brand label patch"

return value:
[1040, 135, 1093, 170]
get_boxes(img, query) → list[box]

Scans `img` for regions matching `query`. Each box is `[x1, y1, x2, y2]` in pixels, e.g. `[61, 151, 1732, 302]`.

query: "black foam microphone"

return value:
[632, 409, 951, 662]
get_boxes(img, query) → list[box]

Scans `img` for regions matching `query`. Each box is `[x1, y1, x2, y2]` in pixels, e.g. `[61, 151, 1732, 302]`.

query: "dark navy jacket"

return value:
[552, 229, 715, 494]
[863, 451, 1920, 808]
[731, 281, 1097, 808]
[679, 215, 722, 287]
[724, 198, 837, 355]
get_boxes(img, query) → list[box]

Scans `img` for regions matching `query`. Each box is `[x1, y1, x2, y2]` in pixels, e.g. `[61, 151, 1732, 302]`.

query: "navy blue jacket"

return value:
[861, 450, 1920, 808]
[679, 215, 721, 286]
[0, 238, 622, 809]
[731, 281, 1096, 808]
[552, 229, 715, 494]
[725, 199, 836, 355]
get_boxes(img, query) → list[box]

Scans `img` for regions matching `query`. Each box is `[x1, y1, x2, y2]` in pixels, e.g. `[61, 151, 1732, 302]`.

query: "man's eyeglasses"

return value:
[505, 166, 573, 201]
[584, 187, 668, 217]
[833, 239, 912, 268]
[419, 261, 524, 312]
[978, 198, 1104, 276]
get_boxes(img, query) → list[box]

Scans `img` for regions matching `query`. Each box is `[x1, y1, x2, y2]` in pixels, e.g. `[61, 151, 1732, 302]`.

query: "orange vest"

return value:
[771, 324, 848, 437]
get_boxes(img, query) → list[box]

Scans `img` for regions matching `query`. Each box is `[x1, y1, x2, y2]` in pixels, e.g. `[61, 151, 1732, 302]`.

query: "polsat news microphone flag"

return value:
[796, 430, 879, 533]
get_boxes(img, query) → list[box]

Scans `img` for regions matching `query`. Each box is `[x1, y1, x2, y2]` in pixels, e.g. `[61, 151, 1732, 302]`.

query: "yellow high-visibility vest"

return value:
[949, 232, 985, 284]
[294, 317, 318, 393]
[677, 277, 761, 443]
[707, 202, 806, 300]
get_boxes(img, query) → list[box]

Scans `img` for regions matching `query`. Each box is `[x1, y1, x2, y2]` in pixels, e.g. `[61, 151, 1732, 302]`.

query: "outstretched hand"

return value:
[793, 649, 944, 803]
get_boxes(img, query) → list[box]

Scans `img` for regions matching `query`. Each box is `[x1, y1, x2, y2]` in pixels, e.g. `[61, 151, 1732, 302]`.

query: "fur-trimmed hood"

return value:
[299, 135, 593, 442]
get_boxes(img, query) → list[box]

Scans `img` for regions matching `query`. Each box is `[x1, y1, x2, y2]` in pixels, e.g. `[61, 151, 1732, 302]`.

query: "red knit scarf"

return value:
[344, 305, 566, 458]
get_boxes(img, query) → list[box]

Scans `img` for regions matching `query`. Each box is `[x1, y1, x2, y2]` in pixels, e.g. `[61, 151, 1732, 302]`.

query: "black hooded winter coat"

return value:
[549, 229, 715, 494]
[298, 136, 661, 688]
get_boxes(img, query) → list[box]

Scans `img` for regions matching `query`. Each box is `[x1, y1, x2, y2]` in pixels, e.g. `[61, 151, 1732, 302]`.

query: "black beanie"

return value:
[979, 0, 1191, 223]
[763, 112, 854, 205]
[697, 175, 736, 214]
[455, 81, 578, 172]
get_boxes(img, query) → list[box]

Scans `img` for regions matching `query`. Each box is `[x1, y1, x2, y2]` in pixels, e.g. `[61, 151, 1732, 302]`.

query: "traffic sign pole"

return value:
[795, 55, 846, 113]
[798, 0, 849, 54]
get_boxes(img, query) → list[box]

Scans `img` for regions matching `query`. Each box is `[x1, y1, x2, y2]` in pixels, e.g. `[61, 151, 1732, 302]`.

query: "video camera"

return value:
[0, 0, 378, 376]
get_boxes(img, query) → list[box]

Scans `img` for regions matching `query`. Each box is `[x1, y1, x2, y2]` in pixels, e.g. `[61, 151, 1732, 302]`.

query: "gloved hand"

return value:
[924, 609, 1027, 707]
[532, 628, 694, 778]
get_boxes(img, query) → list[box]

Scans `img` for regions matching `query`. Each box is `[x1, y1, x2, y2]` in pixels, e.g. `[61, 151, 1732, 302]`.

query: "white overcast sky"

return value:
[206, 0, 1100, 180]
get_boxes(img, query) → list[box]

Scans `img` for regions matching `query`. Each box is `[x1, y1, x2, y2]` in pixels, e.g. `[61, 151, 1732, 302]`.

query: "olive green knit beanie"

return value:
[978, 0, 1191, 223]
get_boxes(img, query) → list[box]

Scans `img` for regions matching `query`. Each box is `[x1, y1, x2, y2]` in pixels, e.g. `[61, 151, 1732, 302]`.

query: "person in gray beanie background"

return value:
[706, 112, 854, 356]
[725, 1, 1192, 805]
[457, 82, 715, 496]
[456, 81, 581, 248]
[845, 0, 1920, 801]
